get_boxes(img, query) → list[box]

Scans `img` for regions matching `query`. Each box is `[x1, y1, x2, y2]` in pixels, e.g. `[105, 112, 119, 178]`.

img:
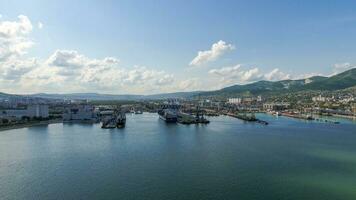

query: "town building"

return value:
[27, 105, 49, 118]
[0, 104, 49, 119]
[312, 95, 326, 102]
[228, 98, 242, 104]
[263, 103, 290, 111]
[63, 104, 98, 122]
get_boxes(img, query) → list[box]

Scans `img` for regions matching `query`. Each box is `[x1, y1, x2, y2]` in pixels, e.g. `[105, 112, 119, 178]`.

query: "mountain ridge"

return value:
[0, 68, 355, 100]
[198, 68, 356, 98]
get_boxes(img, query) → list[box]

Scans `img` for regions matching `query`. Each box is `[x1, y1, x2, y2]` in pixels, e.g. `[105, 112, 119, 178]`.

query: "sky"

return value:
[0, 0, 356, 95]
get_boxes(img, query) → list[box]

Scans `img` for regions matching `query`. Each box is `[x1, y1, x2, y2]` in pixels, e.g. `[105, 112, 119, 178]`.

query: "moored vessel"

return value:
[101, 110, 126, 129]
[116, 112, 126, 128]
[158, 109, 178, 123]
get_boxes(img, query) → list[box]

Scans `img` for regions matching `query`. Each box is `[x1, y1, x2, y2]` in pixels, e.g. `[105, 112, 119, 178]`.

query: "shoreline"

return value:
[0, 119, 62, 132]
[331, 114, 356, 120]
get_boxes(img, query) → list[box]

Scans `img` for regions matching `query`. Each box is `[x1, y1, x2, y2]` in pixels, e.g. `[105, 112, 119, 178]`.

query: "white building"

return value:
[228, 98, 242, 104]
[263, 103, 290, 111]
[27, 105, 49, 118]
[312, 95, 326, 102]
[63, 104, 98, 122]
[0, 104, 49, 119]
[0, 109, 28, 119]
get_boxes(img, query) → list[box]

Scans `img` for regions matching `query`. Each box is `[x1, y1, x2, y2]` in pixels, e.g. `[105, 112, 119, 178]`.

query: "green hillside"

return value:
[198, 68, 356, 98]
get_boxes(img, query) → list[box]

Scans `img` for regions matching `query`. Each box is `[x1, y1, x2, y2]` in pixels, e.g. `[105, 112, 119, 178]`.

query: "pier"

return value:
[224, 112, 269, 125]
[280, 112, 340, 124]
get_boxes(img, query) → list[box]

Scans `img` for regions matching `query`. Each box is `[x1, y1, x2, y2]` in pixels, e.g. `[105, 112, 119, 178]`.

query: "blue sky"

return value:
[0, 0, 355, 94]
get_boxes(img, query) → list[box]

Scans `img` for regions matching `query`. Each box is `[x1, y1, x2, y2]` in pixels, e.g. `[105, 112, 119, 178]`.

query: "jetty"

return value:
[281, 112, 340, 124]
[225, 112, 269, 125]
[177, 112, 210, 124]
[281, 112, 314, 120]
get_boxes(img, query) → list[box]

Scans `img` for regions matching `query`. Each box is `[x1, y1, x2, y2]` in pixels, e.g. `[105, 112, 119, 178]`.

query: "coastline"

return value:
[0, 119, 62, 132]
[331, 114, 356, 120]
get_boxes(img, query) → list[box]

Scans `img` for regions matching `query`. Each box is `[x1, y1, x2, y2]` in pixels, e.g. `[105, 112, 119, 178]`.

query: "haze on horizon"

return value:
[0, 0, 355, 95]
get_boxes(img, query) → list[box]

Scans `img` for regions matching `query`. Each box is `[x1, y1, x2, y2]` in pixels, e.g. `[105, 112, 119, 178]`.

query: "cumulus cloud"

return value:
[209, 65, 299, 87]
[264, 68, 291, 81]
[0, 15, 34, 61]
[21, 50, 175, 94]
[0, 15, 179, 94]
[209, 64, 262, 86]
[0, 58, 37, 80]
[0, 14, 36, 92]
[189, 40, 235, 66]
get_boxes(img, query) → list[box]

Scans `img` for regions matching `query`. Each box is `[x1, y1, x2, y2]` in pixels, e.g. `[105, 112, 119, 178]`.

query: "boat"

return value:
[158, 109, 178, 123]
[101, 111, 126, 129]
[135, 110, 143, 114]
[101, 116, 117, 129]
[116, 112, 126, 128]
[267, 111, 281, 116]
[177, 112, 196, 124]
[195, 112, 210, 124]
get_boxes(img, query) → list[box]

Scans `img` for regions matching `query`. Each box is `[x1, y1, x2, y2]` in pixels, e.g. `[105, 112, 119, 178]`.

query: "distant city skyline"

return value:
[0, 0, 355, 94]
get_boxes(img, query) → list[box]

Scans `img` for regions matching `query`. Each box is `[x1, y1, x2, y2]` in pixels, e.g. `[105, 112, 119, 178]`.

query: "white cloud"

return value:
[189, 40, 235, 66]
[264, 68, 291, 81]
[18, 50, 175, 94]
[332, 62, 355, 75]
[47, 49, 90, 68]
[0, 58, 37, 81]
[4, 15, 351, 94]
[209, 65, 302, 87]
[0, 15, 178, 94]
[178, 78, 202, 91]
[38, 22, 43, 29]
[209, 64, 263, 86]
[0, 15, 34, 62]
[0, 14, 36, 92]
[293, 72, 324, 80]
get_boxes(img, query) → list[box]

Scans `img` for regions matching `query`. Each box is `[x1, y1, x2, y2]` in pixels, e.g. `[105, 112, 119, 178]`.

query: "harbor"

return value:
[1, 112, 356, 200]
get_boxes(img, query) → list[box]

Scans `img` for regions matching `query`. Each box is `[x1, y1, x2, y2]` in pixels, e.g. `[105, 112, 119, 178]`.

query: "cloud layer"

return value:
[0, 15, 353, 94]
[333, 62, 355, 75]
[0, 15, 178, 94]
[209, 65, 292, 86]
[17, 49, 177, 94]
[0, 15, 33, 62]
[189, 40, 235, 66]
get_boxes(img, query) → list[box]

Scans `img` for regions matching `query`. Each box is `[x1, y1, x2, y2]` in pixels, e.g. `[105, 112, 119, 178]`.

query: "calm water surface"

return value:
[0, 113, 356, 200]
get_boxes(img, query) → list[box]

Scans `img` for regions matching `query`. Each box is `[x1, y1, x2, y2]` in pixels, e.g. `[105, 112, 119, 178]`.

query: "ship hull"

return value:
[116, 120, 126, 128]
[159, 114, 177, 123]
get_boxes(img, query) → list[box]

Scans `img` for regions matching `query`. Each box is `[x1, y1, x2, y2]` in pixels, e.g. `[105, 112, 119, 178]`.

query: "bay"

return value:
[0, 113, 355, 200]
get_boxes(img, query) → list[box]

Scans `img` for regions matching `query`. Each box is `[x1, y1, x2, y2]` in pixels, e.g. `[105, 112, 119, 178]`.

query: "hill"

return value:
[1, 68, 355, 100]
[198, 68, 356, 98]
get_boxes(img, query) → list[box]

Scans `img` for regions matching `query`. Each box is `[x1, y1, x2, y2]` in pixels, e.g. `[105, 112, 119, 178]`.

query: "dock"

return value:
[281, 112, 340, 124]
[225, 112, 269, 125]
[281, 112, 314, 120]
[177, 112, 210, 125]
